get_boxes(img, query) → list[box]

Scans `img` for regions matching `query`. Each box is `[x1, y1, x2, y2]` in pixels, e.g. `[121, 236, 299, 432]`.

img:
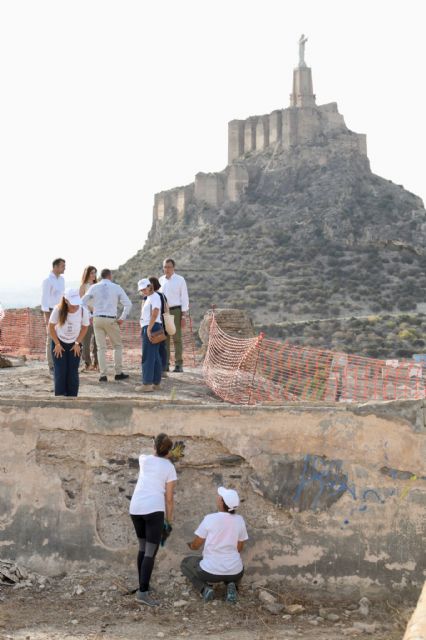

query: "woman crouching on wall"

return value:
[129, 433, 177, 607]
[182, 486, 248, 603]
[48, 288, 89, 396]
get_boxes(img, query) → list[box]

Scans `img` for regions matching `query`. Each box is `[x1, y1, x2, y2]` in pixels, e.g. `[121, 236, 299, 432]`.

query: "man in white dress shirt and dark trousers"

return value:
[41, 258, 66, 371]
[159, 258, 189, 373]
[82, 268, 132, 383]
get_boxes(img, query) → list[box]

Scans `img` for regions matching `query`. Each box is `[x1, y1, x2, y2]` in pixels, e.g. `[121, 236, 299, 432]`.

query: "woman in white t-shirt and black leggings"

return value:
[182, 486, 249, 604]
[49, 288, 89, 397]
[129, 433, 177, 607]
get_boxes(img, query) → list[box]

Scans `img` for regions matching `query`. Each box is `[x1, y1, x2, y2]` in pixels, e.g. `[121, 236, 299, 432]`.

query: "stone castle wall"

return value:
[151, 66, 367, 226]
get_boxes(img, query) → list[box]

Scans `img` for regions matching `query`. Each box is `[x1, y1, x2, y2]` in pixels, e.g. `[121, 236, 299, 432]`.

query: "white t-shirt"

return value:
[49, 306, 90, 343]
[129, 454, 177, 515]
[140, 292, 163, 328]
[195, 512, 249, 575]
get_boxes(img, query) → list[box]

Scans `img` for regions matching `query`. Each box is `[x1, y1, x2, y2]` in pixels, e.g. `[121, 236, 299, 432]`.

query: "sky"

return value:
[0, 0, 425, 301]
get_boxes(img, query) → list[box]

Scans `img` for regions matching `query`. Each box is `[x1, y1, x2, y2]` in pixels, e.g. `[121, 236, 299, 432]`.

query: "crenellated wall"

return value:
[152, 65, 367, 225]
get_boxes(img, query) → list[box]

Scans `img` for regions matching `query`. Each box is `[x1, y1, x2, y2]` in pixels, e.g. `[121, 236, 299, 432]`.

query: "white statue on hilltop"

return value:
[298, 34, 308, 67]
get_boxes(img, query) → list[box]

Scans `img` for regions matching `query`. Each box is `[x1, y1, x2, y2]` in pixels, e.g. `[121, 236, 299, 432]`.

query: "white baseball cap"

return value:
[138, 278, 151, 291]
[218, 486, 240, 510]
[63, 288, 82, 305]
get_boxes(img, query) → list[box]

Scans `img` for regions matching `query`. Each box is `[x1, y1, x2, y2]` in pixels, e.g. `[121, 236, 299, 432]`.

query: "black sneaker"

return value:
[114, 373, 129, 381]
[173, 365, 183, 373]
[99, 376, 108, 382]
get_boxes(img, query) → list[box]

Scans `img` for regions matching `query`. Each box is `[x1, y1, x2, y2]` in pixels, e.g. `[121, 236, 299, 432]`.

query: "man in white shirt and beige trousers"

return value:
[82, 269, 132, 382]
[41, 258, 66, 371]
[159, 258, 189, 373]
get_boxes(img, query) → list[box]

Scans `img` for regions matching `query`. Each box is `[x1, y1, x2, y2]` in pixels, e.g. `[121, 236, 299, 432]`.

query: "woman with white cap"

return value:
[138, 278, 163, 392]
[48, 288, 90, 396]
[181, 486, 248, 604]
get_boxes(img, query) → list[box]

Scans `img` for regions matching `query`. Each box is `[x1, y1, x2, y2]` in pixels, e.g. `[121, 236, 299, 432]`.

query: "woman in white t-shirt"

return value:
[129, 433, 177, 607]
[138, 278, 163, 392]
[182, 486, 249, 604]
[48, 288, 89, 397]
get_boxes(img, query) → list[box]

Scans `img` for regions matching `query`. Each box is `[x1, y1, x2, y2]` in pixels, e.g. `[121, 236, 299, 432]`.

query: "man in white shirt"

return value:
[159, 258, 189, 373]
[41, 258, 66, 371]
[82, 268, 132, 383]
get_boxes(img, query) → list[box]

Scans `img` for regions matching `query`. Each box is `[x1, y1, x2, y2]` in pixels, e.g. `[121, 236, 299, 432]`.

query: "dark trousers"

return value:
[141, 324, 162, 385]
[159, 341, 167, 371]
[131, 512, 164, 592]
[51, 340, 81, 397]
[166, 307, 183, 367]
[181, 555, 244, 593]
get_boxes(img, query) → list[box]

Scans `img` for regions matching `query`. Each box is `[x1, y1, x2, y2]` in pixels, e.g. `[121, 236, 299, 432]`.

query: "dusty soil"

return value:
[0, 566, 411, 640]
[0, 359, 216, 404]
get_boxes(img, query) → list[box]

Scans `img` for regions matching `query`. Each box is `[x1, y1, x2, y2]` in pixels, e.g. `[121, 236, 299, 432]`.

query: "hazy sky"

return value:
[1, 0, 425, 293]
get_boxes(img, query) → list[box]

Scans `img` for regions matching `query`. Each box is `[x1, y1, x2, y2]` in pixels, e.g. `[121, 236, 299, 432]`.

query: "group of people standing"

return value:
[41, 257, 189, 397]
[129, 433, 248, 607]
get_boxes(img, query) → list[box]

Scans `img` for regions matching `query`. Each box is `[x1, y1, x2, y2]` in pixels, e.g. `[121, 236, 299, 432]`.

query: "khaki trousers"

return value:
[93, 317, 123, 377]
[166, 307, 183, 367]
[46, 332, 54, 370]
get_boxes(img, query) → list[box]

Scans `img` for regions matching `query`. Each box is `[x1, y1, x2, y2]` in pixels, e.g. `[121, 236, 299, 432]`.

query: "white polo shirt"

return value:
[159, 273, 189, 312]
[41, 273, 65, 311]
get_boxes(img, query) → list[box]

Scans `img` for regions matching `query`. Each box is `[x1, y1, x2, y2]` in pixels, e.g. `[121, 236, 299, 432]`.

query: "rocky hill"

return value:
[115, 142, 426, 327]
[114, 54, 426, 341]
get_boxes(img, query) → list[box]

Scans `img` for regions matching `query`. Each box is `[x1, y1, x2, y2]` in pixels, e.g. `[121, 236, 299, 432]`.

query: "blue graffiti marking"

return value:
[362, 489, 385, 504]
[292, 455, 356, 510]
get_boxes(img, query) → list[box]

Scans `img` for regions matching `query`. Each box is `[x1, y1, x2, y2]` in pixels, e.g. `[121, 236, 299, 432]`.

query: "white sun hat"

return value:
[63, 288, 82, 305]
[218, 486, 240, 510]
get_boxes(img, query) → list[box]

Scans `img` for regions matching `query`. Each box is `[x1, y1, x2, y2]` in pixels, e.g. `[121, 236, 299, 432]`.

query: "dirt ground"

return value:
[0, 358, 215, 403]
[0, 564, 412, 640]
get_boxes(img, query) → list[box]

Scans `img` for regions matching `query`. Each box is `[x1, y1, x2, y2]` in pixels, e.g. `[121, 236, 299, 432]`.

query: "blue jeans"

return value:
[141, 324, 162, 385]
[51, 340, 81, 397]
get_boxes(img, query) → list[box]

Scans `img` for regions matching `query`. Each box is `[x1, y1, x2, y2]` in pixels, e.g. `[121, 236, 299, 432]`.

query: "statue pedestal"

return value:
[290, 66, 316, 108]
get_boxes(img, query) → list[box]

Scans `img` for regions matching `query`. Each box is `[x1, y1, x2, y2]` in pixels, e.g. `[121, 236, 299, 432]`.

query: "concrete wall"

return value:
[244, 117, 258, 154]
[228, 120, 245, 164]
[269, 110, 283, 145]
[226, 163, 249, 202]
[256, 115, 270, 151]
[1, 397, 425, 600]
[195, 172, 225, 208]
[152, 185, 194, 223]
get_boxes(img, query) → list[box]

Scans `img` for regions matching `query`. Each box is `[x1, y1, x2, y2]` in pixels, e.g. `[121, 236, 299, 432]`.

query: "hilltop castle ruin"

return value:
[152, 37, 367, 225]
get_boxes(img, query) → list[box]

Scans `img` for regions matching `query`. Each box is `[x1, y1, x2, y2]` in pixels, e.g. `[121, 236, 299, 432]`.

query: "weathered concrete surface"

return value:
[0, 379, 425, 602]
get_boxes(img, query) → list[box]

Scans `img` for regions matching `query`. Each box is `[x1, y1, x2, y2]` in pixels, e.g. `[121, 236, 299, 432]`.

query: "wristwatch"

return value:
[74, 342, 82, 347]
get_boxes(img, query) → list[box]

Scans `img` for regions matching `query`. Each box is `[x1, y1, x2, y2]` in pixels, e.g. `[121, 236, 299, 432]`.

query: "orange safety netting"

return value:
[0, 308, 196, 368]
[203, 313, 426, 404]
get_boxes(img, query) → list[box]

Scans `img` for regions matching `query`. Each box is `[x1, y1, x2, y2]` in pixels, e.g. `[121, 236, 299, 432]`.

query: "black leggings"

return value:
[130, 512, 164, 592]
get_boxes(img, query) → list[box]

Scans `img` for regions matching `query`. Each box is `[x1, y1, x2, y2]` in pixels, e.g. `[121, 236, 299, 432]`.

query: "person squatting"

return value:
[129, 433, 248, 607]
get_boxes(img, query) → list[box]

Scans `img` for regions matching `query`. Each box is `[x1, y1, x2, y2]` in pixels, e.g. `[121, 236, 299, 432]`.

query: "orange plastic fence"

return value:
[203, 313, 426, 404]
[0, 308, 196, 368]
